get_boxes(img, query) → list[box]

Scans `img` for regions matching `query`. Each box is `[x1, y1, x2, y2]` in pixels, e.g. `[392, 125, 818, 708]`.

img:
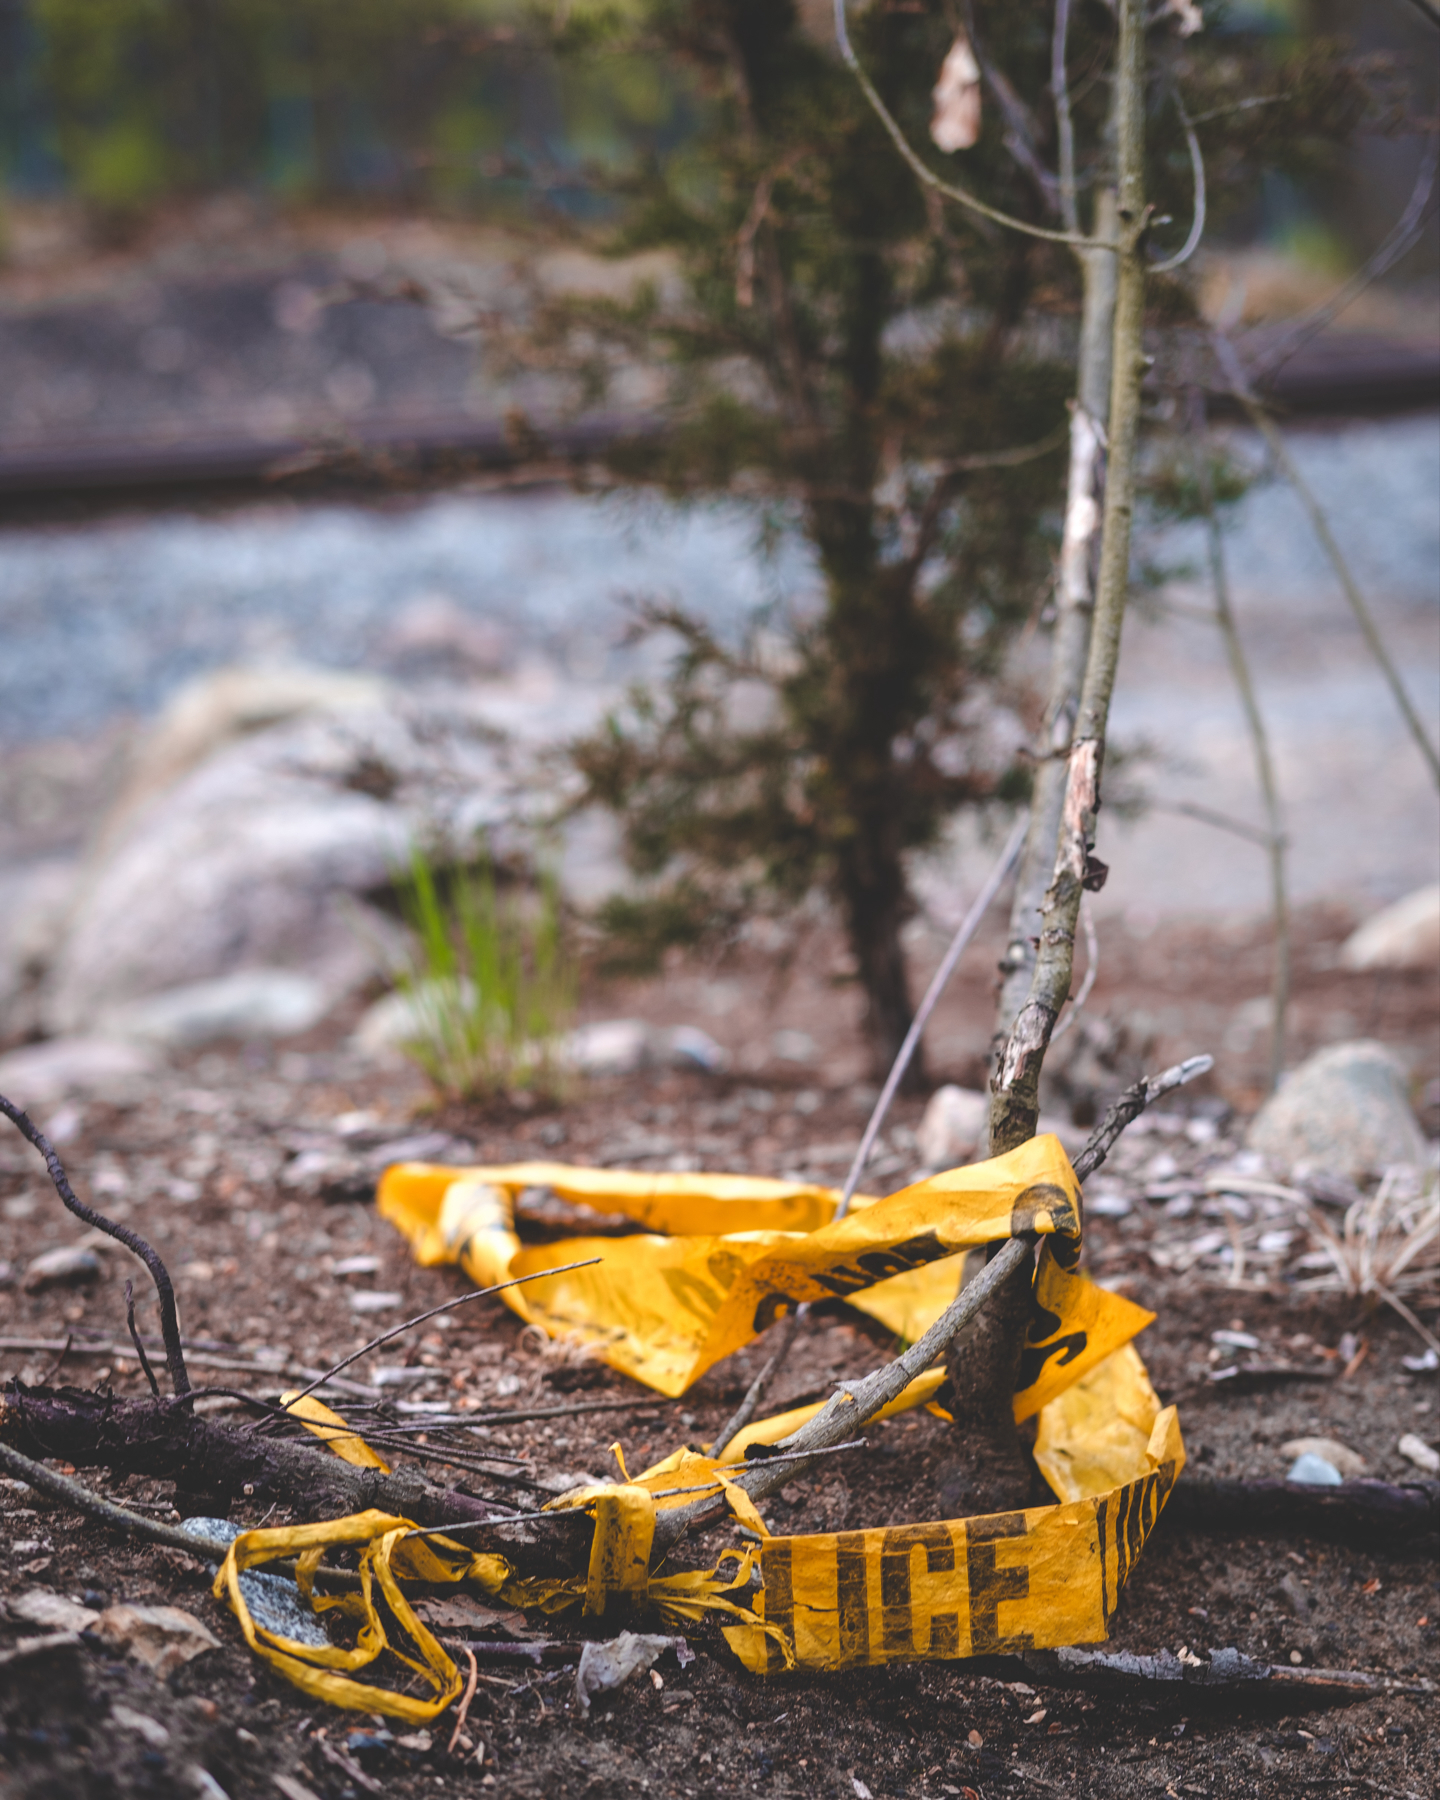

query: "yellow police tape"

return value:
[209, 1137, 1185, 1707]
[375, 1134, 1155, 1419]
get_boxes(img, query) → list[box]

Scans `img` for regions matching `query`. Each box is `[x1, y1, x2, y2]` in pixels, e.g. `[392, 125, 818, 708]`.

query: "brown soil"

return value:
[1, 913, 1436, 1800]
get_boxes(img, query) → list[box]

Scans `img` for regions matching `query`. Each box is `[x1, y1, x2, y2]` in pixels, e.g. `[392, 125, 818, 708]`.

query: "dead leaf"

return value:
[94, 1603, 220, 1677]
[1162, 0, 1204, 35]
[8, 1591, 99, 1633]
[415, 1596, 527, 1636]
[930, 35, 981, 154]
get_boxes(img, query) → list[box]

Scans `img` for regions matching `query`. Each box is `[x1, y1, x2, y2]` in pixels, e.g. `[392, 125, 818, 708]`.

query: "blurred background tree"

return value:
[558, 0, 1073, 1085]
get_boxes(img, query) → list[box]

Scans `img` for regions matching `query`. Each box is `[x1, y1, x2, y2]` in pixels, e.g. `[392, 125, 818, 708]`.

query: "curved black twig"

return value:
[1072, 1053, 1213, 1183]
[124, 1280, 161, 1399]
[0, 1093, 191, 1397]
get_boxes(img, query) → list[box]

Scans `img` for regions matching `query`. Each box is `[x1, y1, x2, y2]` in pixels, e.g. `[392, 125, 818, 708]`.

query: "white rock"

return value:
[351, 978, 477, 1058]
[1397, 1432, 1440, 1475]
[101, 969, 329, 1047]
[1339, 885, 1440, 973]
[0, 1036, 159, 1109]
[772, 1028, 817, 1065]
[1246, 1040, 1425, 1180]
[1280, 1436, 1367, 1479]
[110, 1705, 171, 1749]
[560, 1018, 657, 1076]
[1287, 1452, 1342, 1486]
[349, 1290, 403, 1314]
[917, 1085, 989, 1170]
[22, 1244, 103, 1292]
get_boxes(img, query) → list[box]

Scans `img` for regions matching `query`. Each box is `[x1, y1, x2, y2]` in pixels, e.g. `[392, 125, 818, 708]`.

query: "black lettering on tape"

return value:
[965, 1513, 1034, 1655]
[880, 1523, 959, 1657]
[836, 1532, 870, 1667]
[1015, 1330, 1088, 1395]
[762, 1539, 795, 1674]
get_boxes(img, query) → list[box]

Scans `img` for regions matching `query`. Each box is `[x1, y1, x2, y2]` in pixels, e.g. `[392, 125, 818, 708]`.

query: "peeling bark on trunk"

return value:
[951, 0, 1150, 1515]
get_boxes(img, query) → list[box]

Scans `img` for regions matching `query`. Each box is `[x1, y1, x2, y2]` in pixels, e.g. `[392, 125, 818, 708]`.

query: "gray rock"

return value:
[1246, 1039, 1425, 1180]
[43, 681, 537, 1035]
[1339, 884, 1440, 972]
[0, 1035, 159, 1109]
[556, 1018, 727, 1077]
[180, 1517, 331, 1648]
[101, 969, 329, 1047]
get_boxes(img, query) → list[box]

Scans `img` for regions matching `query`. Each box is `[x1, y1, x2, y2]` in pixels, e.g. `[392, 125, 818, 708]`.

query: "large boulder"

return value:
[1246, 1039, 1426, 1181]
[41, 676, 551, 1037]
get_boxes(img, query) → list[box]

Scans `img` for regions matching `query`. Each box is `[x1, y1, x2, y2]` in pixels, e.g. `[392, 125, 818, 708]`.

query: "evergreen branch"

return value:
[832, 0, 1109, 249]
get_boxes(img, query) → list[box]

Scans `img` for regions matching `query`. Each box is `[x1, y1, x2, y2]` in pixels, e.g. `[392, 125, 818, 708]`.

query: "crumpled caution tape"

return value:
[278, 1391, 391, 1471]
[216, 1344, 1181, 1703]
[218, 1137, 1182, 1706]
[377, 1135, 1154, 1418]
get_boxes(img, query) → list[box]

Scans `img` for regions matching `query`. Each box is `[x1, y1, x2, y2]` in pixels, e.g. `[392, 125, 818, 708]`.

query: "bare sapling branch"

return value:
[990, 0, 1151, 1157]
[0, 1092, 192, 1398]
[959, 0, 1151, 1514]
[1212, 332, 1440, 790]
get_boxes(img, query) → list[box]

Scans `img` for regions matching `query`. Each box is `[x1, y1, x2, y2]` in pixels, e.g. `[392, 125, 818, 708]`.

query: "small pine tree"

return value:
[555, 0, 1073, 1082]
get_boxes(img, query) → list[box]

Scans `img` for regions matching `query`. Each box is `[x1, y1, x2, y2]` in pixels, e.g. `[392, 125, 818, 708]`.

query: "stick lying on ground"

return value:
[1020, 1643, 1431, 1702]
[1164, 1473, 1439, 1542]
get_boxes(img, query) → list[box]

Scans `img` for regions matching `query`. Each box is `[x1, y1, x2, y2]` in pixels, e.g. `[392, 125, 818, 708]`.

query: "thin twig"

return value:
[1052, 0, 1080, 235]
[0, 1436, 234, 1561]
[1071, 1053, 1214, 1184]
[1212, 330, 1440, 790]
[1244, 137, 1439, 384]
[448, 1645, 480, 1755]
[38, 1332, 74, 1386]
[832, 0, 1106, 249]
[264, 1258, 602, 1421]
[709, 814, 1028, 1457]
[1191, 410, 1290, 1091]
[0, 1093, 190, 1398]
[1149, 89, 1205, 274]
[124, 1281, 161, 1399]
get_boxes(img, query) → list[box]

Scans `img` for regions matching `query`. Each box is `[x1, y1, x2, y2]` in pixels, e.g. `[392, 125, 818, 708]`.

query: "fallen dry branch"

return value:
[1163, 1473, 1439, 1543]
[0, 1384, 587, 1570]
[1020, 1643, 1430, 1703]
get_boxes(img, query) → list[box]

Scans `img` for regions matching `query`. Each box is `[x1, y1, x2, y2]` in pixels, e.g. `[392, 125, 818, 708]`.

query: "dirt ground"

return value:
[1, 912, 1436, 1800]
